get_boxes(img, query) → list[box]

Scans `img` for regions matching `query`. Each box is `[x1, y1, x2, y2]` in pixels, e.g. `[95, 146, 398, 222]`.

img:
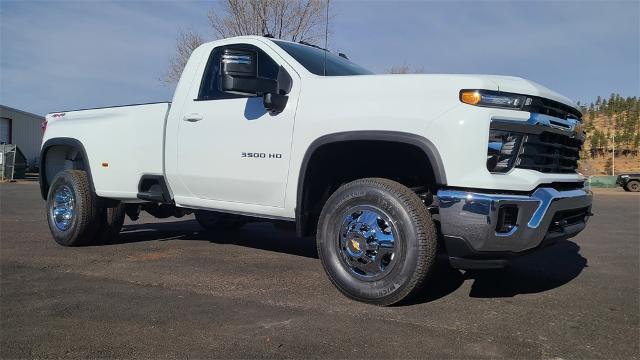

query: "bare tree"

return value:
[386, 64, 426, 74]
[163, 0, 329, 84]
[164, 30, 205, 84]
[209, 0, 328, 42]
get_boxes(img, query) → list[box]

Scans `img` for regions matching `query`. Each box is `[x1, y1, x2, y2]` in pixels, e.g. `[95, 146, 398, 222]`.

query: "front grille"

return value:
[539, 181, 586, 191]
[516, 131, 583, 173]
[523, 96, 582, 121]
[548, 206, 590, 233]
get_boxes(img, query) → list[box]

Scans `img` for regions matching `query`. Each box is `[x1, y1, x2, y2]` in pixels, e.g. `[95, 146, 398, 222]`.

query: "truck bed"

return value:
[44, 102, 171, 200]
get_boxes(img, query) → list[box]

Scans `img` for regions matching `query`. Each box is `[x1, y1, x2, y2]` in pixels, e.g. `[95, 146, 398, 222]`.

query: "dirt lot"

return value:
[1, 182, 638, 359]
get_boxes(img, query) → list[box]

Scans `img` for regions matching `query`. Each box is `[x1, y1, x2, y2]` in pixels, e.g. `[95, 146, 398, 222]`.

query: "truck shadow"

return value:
[116, 220, 587, 304]
[116, 220, 319, 259]
[465, 240, 588, 298]
[405, 240, 588, 305]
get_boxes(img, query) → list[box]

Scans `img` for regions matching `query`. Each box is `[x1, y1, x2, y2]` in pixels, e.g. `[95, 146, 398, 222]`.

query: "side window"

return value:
[197, 44, 280, 101]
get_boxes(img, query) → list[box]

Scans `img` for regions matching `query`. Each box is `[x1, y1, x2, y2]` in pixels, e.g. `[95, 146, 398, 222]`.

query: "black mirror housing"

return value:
[263, 93, 288, 114]
[219, 47, 289, 114]
[220, 48, 278, 96]
[221, 75, 277, 96]
[221, 49, 256, 77]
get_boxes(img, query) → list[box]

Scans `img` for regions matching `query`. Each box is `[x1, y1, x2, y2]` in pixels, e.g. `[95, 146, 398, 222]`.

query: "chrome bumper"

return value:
[437, 187, 593, 256]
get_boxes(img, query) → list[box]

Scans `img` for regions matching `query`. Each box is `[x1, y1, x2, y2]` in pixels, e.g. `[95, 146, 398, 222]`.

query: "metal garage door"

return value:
[0, 118, 10, 143]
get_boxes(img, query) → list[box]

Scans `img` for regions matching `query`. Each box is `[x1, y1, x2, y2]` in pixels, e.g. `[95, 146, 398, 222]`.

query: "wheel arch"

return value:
[40, 138, 94, 200]
[295, 131, 447, 237]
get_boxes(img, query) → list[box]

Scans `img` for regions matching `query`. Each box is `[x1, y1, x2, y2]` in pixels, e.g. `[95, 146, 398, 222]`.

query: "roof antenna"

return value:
[323, 0, 329, 76]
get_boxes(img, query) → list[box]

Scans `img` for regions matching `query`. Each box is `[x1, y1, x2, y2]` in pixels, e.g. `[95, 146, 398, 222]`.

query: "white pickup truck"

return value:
[40, 35, 592, 305]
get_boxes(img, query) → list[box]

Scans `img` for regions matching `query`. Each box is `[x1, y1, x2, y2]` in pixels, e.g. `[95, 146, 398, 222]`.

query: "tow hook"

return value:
[553, 219, 568, 232]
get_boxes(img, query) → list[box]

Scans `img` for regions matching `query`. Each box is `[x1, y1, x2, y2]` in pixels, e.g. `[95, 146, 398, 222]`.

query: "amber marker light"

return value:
[460, 90, 481, 105]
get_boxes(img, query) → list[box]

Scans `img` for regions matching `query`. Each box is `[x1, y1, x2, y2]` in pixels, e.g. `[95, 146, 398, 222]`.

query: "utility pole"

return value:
[612, 131, 615, 176]
[610, 114, 616, 176]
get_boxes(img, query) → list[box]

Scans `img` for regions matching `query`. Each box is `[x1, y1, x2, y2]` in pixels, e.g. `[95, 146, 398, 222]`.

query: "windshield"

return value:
[272, 40, 374, 76]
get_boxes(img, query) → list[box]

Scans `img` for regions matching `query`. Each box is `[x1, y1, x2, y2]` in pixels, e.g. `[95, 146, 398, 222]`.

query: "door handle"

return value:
[183, 113, 203, 122]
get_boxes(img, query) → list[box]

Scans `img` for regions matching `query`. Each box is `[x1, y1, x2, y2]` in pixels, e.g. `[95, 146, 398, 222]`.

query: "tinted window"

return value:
[198, 44, 280, 100]
[272, 40, 373, 76]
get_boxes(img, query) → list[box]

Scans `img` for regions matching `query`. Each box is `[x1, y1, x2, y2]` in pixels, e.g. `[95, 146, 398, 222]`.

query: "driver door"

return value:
[175, 43, 299, 208]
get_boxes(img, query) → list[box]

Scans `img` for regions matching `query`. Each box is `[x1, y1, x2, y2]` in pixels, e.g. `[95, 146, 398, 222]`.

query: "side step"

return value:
[137, 175, 172, 204]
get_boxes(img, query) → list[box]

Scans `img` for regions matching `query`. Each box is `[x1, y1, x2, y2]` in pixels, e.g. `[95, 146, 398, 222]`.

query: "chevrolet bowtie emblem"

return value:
[351, 239, 361, 252]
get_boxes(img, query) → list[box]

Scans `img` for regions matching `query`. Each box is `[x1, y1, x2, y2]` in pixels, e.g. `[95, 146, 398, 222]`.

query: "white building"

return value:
[0, 105, 44, 170]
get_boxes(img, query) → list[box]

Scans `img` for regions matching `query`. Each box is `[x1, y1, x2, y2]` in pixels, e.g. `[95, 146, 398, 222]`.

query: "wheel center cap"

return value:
[350, 238, 362, 252]
[346, 234, 365, 257]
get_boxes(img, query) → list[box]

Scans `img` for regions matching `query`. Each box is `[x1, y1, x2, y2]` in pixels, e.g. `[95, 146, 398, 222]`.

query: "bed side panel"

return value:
[43, 103, 170, 200]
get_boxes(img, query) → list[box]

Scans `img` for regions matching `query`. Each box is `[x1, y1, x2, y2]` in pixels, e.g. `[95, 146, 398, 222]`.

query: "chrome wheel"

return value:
[338, 206, 398, 280]
[50, 185, 75, 231]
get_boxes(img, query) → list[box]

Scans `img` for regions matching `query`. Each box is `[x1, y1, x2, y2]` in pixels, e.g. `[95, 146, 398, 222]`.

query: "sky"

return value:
[1, 0, 638, 116]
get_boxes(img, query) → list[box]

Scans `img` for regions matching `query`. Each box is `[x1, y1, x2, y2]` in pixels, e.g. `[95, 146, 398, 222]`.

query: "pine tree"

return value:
[590, 130, 601, 157]
[604, 157, 613, 175]
[602, 131, 609, 151]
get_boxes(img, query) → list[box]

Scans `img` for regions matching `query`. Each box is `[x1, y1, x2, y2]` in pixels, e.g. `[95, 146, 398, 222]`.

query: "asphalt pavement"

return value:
[1, 182, 638, 359]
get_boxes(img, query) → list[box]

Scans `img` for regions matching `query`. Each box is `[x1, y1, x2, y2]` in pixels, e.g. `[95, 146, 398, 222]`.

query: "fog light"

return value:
[496, 205, 518, 233]
[487, 130, 523, 173]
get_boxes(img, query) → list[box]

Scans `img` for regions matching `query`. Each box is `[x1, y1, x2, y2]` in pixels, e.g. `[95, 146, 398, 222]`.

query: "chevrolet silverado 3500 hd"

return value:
[40, 36, 592, 305]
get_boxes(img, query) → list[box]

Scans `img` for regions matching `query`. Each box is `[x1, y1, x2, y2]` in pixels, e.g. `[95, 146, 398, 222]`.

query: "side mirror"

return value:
[263, 93, 288, 113]
[220, 48, 290, 114]
[263, 66, 292, 114]
[220, 49, 277, 96]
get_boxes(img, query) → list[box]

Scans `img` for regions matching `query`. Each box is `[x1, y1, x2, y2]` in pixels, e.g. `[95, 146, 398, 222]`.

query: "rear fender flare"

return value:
[40, 138, 94, 200]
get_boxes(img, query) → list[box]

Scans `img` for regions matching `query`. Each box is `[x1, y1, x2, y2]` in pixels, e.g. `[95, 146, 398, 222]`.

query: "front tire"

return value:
[626, 180, 640, 192]
[316, 178, 437, 306]
[46, 170, 101, 246]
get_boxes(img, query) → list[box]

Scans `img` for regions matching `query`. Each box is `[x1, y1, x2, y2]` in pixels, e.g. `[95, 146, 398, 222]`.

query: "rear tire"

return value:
[316, 178, 437, 306]
[195, 210, 246, 231]
[95, 203, 126, 243]
[626, 180, 640, 192]
[46, 170, 101, 246]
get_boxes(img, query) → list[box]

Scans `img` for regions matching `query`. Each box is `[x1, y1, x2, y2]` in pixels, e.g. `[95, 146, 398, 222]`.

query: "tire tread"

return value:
[317, 177, 437, 306]
[47, 170, 101, 246]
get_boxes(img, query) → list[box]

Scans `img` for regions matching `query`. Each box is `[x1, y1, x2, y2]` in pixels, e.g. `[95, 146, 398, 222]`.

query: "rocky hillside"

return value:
[577, 94, 639, 175]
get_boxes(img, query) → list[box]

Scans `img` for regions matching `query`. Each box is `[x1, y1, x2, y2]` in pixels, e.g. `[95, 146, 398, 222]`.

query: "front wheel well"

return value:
[296, 138, 443, 237]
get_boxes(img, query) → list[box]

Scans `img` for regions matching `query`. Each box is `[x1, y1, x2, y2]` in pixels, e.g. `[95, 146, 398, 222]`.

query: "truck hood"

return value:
[478, 75, 578, 110]
[406, 74, 578, 110]
[301, 73, 581, 127]
[320, 74, 578, 112]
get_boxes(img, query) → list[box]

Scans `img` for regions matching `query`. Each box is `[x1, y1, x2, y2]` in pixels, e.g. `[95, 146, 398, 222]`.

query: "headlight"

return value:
[460, 90, 531, 110]
[487, 130, 523, 173]
[621, 175, 630, 178]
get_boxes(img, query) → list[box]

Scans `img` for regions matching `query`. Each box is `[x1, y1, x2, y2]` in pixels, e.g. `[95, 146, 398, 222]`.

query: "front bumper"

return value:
[437, 186, 592, 268]
[616, 176, 628, 187]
